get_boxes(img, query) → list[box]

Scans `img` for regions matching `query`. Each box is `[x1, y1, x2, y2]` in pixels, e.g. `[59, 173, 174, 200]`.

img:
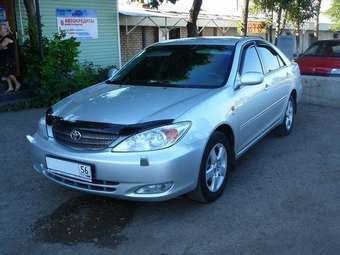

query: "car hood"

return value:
[52, 82, 214, 124]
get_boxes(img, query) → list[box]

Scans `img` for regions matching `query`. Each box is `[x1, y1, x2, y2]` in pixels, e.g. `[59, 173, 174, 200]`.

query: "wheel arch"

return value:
[214, 124, 236, 160]
[290, 89, 297, 113]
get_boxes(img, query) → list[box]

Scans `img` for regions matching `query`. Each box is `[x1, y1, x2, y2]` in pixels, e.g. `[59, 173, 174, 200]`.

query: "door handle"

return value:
[264, 84, 270, 90]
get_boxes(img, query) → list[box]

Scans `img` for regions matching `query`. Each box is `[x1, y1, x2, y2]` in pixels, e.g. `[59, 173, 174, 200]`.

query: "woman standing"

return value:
[0, 23, 21, 93]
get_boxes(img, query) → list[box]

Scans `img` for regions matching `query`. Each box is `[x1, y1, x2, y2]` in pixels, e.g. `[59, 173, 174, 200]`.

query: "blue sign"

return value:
[56, 9, 97, 18]
[0, 5, 7, 23]
[56, 9, 98, 39]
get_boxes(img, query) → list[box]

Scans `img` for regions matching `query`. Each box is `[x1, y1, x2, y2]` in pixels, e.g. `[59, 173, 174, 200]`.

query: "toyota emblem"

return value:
[70, 130, 82, 142]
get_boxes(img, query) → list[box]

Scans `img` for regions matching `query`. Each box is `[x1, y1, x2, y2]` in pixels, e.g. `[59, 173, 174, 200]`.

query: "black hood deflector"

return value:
[46, 108, 174, 136]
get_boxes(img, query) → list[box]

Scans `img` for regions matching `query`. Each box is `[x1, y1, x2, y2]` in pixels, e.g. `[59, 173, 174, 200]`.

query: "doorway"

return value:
[0, 0, 17, 33]
[0, 0, 20, 77]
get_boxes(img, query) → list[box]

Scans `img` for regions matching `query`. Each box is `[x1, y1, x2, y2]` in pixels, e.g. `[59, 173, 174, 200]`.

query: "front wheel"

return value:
[188, 131, 232, 203]
[276, 95, 296, 136]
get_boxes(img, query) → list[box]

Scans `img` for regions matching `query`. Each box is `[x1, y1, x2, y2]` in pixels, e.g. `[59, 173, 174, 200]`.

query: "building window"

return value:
[213, 28, 218, 36]
[198, 27, 203, 37]
[169, 28, 180, 39]
[308, 33, 317, 47]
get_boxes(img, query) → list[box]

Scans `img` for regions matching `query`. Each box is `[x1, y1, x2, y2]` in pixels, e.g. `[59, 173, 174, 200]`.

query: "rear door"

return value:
[256, 44, 290, 126]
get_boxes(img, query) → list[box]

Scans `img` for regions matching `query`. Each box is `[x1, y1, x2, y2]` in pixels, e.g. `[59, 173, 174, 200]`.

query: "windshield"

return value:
[109, 45, 235, 88]
[304, 41, 340, 57]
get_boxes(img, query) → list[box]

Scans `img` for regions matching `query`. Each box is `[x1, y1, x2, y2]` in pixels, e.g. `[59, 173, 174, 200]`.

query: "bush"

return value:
[19, 33, 113, 108]
[37, 33, 80, 106]
[70, 62, 112, 92]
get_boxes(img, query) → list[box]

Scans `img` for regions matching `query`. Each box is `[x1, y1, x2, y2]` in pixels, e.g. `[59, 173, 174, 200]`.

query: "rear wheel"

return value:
[277, 95, 296, 136]
[188, 131, 232, 203]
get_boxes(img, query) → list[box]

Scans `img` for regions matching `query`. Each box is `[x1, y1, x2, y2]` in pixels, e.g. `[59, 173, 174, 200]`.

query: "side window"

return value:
[241, 46, 263, 75]
[304, 43, 320, 56]
[257, 46, 280, 74]
[277, 55, 286, 67]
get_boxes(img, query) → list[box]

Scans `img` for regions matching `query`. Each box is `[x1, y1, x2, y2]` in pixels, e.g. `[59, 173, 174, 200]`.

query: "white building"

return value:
[119, 0, 338, 63]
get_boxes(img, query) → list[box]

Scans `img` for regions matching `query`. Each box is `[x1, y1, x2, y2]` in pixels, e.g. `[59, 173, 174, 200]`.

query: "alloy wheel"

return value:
[285, 99, 294, 130]
[205, 143, 228, 192]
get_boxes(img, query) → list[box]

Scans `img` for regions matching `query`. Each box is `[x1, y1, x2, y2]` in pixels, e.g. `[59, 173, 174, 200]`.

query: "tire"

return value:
[188, 131, 233, 203]
[276, 95, 296, 136]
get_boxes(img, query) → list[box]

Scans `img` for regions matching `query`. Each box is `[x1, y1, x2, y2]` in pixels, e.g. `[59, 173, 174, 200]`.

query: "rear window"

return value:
[110, 45, 235, 88]
[304, 41, 340, 57]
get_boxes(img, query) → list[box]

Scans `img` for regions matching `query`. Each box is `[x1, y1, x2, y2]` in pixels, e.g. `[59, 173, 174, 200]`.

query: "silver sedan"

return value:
[27, 37, 302, 202]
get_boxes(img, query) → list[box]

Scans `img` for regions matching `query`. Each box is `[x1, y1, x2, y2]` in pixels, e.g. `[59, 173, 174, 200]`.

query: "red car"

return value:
[296, 39, 340, 77]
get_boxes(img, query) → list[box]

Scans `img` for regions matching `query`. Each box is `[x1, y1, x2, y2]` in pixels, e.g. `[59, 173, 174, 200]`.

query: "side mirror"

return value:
[240, 72, 264, 86]
[108, 67, 119, 79]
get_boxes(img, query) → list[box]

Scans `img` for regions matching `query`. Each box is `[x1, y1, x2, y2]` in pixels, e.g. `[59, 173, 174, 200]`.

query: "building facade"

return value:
[0, 0, 121, 69]
[119, 1, 339, 64]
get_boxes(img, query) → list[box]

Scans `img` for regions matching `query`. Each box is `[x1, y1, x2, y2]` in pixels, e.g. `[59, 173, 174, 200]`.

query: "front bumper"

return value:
[27, 133, 204, 201]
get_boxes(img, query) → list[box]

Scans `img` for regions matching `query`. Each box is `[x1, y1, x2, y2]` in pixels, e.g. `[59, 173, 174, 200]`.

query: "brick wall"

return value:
[216, 27, 239, 36]
[144, 27, 157, 47]
[180, 27, 188, 38]
[201, 27, 216, 36]
[120, 26, 239, 64]
[120, 26, 158, 64]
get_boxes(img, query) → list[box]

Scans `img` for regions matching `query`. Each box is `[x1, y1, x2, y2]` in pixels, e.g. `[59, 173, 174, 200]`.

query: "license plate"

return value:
[46, 156, 93, 182]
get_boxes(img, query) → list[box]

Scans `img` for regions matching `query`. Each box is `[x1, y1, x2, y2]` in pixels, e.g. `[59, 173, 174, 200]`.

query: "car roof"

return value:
[152, 36, 264, 47]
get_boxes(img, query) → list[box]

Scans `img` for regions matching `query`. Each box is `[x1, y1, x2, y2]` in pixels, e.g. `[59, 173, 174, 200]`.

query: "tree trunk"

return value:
[23, 0, 41, 55]
[187, 0, 202, 37]
[274, 7, 283, 45]
[296, 22, 301, 54]
[280, 10, 288, 34]
[316, 0, 322, 39]
[241, 0, 250, 36]
[269, 9, 274, 43]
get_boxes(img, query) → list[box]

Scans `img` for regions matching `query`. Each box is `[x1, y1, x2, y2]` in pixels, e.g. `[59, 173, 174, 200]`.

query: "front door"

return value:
[234, 44, 269, 153]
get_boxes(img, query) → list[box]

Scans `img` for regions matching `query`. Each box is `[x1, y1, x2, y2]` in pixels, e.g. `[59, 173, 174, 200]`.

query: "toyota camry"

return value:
[27, 37, 302, 202]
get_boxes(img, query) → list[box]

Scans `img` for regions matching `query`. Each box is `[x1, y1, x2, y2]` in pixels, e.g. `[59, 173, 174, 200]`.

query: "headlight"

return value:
[113, 122, 191, 152]
[330, 68, 340, 76]
[37, 117, 48, 139]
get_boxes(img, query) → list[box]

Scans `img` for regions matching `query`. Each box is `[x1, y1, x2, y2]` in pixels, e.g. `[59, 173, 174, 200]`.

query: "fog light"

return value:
[135, 182, 173, 194]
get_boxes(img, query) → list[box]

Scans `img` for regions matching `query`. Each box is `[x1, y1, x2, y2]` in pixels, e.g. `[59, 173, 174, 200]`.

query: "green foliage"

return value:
[148, 0, 177, 8]
[19, 33, 112, 108]
[253, 0, 290, 13]
[328, 0, 340, 31]
[252, 0, 319, 37]
[36, 33, 80, 106]
[288, 0, 319, 29]
[70, 63, 112, 92]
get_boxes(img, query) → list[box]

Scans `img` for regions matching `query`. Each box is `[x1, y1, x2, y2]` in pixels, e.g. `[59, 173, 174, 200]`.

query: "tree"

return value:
[241, 0, 250, 36]
[252, 0, 290, 44]
[149, 0, 202, 37]
[328, 0, 340, 31]
[149, 0, 177, 7]
[23, 0, 42, 56]
[288, 0, 318, 51]
[315, 0, 322, 39]
[187, 0, 203, 37]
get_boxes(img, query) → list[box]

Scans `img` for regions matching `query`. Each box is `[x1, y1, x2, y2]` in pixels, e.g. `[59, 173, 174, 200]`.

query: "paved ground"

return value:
[1, 104, 340, 255]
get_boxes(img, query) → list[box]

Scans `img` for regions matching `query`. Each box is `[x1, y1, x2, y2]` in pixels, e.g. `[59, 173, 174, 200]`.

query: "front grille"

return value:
[46, 171, 119, 193]
[52, 121, 118, 150]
